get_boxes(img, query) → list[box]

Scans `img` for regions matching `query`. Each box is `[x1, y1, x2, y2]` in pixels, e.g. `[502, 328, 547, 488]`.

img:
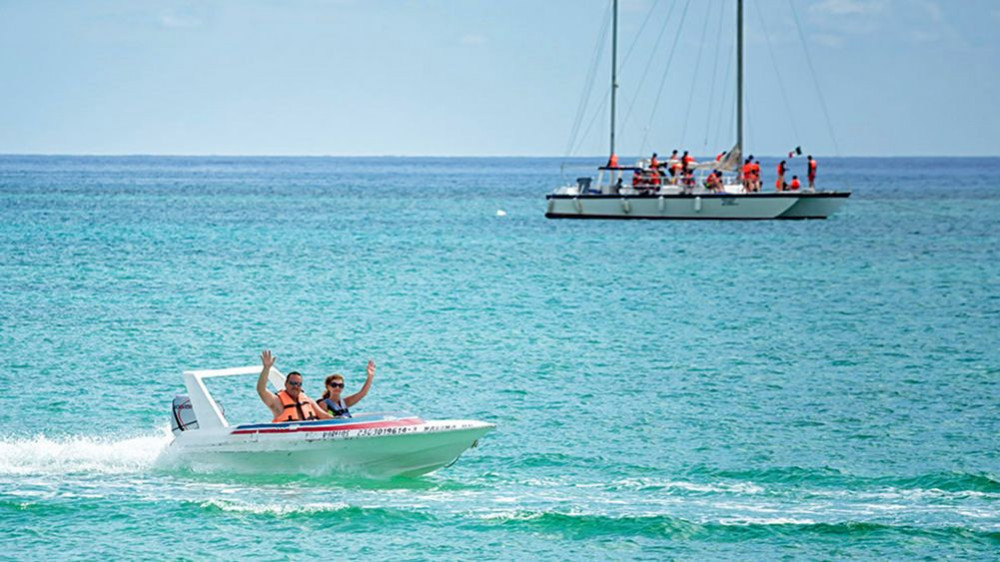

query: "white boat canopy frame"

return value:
[182, 366, 286, 431]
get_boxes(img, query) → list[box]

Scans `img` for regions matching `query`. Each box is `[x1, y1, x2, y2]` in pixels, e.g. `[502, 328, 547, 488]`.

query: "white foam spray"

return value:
[0, 427, 172, 476]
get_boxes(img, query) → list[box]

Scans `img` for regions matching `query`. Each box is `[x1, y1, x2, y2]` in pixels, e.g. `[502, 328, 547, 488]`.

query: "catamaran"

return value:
[546, 0, 850, 220]
[159, 365, 494, 477]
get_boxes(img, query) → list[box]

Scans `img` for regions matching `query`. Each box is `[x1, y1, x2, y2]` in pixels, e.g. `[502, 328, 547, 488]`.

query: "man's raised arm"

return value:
[258, 350, 279, 412]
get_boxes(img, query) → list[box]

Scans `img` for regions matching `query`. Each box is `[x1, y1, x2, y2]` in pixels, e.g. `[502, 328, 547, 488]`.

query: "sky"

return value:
[0, 0, 997, 157]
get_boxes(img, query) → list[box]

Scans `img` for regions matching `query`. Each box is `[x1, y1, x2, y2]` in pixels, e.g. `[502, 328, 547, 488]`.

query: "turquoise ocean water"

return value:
[0, 155, 997, 559]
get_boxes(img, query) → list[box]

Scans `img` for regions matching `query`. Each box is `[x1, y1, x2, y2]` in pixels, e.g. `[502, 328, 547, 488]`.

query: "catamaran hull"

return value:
[161, 419, 494, 478]
[545, 192, 849, 220]
[775, 192, 851, 219]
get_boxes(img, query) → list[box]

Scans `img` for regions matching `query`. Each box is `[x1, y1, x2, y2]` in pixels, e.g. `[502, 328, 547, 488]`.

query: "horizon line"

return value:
[1, 152, 999, 159]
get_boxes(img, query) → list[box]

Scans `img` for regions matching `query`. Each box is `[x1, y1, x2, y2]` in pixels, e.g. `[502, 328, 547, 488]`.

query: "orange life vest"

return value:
[808, 160, 817, 174]
[608, 154, 619, 168]
[650, 156, 659, 169]
[273, 390, 319, 422]
[790, 178, 801, 190]
[776, 163, 785, 176]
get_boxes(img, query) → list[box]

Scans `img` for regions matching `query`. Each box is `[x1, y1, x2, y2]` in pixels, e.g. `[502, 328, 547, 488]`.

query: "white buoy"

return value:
[496, 209, 507, 217]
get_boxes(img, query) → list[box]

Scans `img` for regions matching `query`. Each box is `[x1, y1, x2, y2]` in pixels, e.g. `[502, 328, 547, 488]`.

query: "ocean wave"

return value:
[604, 478, 765, 495]
[192, 499, 436, 524]
[471, 510, 1000, 543]
[0, 430, 171, 475]
[686, 465, 1000, 493]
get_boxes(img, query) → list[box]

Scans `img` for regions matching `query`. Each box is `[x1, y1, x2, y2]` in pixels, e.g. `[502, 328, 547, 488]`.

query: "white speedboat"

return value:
[160, 366, 494, 477]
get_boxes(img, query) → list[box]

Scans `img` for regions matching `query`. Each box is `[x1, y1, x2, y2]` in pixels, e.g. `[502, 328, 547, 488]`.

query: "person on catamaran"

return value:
[705, 171, 723, 193]
[752, 159, 762, 191]
[789, 175, 801, 191]
[318, 360, 376, 418]
[257, 350, 333, 422]
[668, 149, 682, 182]
[741, 157, 753, 192]
[775, 160, 788, 191]
[807, 155, 818, 190]
[681, 167, 695, 192]
[650, 152, 660, 170]
[682, 150, 696, 172]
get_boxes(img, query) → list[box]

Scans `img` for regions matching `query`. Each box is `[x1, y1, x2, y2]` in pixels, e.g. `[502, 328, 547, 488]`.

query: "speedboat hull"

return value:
[161, 414, 495, 478]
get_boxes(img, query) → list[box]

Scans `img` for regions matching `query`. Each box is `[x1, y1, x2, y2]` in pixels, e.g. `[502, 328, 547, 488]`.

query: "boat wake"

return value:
[0, 428, 172, 476]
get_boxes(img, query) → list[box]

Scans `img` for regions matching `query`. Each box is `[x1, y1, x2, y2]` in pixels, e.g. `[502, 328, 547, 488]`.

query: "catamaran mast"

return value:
[610, 0, 618, 159]
[736, 0, 743, 155]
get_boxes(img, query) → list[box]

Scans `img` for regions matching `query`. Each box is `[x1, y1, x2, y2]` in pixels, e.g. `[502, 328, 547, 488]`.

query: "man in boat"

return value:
[807, 155, 818, 190]
[257, 350, 333, 422]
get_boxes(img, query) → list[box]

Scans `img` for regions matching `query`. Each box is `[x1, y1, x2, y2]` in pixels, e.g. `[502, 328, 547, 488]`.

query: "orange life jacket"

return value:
[650, 157, 659, 169]
[808, 160, 817, 174]
[273, 390, 319, 422]
[776, 163, 785, 176]
[608, 154, 619, 168]
[790, 178, 801, 190]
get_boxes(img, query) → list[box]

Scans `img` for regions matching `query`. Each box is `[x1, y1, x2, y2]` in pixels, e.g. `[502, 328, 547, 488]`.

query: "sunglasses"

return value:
[287, 381, 302, 387]
[327, 382, 344, 388]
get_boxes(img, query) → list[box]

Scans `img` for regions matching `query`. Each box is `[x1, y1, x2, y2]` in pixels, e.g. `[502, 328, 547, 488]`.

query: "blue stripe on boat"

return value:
[233, 413, 414, 431]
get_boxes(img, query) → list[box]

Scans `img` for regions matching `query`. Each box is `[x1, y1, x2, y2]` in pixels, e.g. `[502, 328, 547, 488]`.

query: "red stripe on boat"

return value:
[230, 418, 424, 435]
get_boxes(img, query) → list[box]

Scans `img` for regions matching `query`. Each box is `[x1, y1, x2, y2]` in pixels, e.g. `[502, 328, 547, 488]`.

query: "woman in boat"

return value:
[318, 360, 376, 418]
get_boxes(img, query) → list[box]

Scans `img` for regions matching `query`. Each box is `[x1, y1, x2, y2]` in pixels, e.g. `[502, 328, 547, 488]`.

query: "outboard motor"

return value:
[171, 395, 199, 435]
